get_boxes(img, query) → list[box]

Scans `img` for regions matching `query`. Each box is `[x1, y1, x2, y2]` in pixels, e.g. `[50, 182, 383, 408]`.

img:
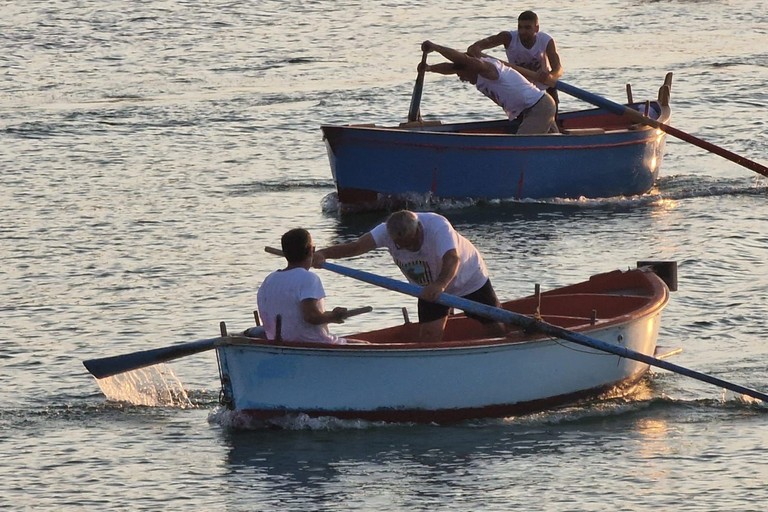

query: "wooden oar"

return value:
[318, 259, 768, 403]
[83, 336, 225, 380]
[82, 308, 373, 379]
[265, 246, 285, 257]
[555, 80, 768, 178]
[407, 51, 429, 123]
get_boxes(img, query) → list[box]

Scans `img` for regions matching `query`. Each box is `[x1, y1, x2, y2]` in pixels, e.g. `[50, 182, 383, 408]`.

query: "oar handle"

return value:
[343, 306, 373, 319]
[407, 50, 429, 123]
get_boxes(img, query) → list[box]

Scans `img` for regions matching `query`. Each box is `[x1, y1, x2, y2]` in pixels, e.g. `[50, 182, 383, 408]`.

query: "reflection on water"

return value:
[216, 394, 762, 510]
[219, 421, 566, 503]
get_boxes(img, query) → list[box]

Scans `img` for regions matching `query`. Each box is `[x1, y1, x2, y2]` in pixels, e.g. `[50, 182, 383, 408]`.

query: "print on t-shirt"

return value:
[478, 85, 502, 108]
[512, 55, 543, 73]
[397, 259, 432, 286]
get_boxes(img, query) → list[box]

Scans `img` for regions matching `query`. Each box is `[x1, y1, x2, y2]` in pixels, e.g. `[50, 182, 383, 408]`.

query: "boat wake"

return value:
[204, 377, 767, 432]
[320, 175, 767, 214]
[655, 174, 768, 200]
[208, 407, 401, 431]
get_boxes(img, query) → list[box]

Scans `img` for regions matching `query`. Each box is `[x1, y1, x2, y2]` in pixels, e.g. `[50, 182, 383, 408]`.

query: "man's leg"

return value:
[417, 299, 450, 342]
[417, 316, 449, 342]
[463, 279, 509, 337]
[518, 93, 558, 134]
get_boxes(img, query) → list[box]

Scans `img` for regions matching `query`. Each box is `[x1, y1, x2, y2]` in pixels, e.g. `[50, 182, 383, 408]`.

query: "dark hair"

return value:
[518, 10, 538, 22]
[281, 228, 312, 263]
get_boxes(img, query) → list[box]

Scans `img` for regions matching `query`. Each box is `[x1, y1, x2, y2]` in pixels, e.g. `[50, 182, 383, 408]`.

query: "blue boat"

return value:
[321, 74, 672, 210]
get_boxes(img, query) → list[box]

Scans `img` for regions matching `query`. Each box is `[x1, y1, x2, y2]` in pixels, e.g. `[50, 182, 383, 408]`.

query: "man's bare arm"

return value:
[467, 31, 513, 57]
[313, 232, 376, 267]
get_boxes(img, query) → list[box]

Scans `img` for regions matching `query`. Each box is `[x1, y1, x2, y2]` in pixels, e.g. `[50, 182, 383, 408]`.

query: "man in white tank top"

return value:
[468, 11, 563, 107]
[420, 40, 557, 134]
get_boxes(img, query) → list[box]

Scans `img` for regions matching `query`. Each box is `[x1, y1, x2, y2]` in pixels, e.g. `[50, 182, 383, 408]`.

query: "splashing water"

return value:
[321, 175, 768, 215]
[208, 406, 414, 431]
[95, 365, 193, 408]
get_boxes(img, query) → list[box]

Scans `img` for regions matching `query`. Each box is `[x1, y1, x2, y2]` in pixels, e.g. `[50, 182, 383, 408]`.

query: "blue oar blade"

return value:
[83, 337, 221, 379]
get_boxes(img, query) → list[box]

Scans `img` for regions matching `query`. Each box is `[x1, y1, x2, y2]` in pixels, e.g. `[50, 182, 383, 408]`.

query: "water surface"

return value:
[2, 1, 767, 510]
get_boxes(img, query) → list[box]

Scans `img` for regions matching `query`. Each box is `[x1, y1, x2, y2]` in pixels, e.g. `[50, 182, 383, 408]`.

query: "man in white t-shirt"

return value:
[313, 211, 505, 342]
[257, 228, 349, 343]
[467, 10, 563, 108]
[420, 40, 557, 134]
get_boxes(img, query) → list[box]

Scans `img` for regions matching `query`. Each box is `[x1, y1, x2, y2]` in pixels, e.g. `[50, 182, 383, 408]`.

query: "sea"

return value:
[2, 0, 767, 510]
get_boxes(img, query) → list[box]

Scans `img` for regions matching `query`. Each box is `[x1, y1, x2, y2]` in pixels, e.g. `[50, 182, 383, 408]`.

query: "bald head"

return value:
[386, 210, 423, 251]
[386, 210, 419, 239]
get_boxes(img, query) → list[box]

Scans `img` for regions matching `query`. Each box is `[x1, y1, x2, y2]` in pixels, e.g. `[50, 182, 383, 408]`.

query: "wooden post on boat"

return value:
[637, 261, 678, 292]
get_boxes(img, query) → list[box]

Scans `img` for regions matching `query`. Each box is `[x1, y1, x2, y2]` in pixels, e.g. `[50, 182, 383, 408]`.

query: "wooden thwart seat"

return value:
[561, 127, 607, 135]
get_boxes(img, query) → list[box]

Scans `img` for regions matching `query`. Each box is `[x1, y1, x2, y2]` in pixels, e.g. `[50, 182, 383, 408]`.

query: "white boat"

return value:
[215, 263, 676, 423]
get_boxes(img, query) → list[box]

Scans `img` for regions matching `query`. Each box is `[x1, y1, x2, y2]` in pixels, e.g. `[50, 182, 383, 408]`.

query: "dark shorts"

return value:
[418, 279, 501, 324]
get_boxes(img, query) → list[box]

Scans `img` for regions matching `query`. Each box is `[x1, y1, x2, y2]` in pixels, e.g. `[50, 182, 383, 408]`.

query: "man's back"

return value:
[256, 267, 337, 343]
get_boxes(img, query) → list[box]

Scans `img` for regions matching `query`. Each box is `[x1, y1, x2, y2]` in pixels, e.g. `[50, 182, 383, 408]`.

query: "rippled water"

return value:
[2, 0, 767, 510]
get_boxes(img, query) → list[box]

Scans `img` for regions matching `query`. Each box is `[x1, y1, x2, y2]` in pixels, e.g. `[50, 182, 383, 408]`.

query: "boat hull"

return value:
[216, 266, 671, 423]
[321, 78, 673, 209]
